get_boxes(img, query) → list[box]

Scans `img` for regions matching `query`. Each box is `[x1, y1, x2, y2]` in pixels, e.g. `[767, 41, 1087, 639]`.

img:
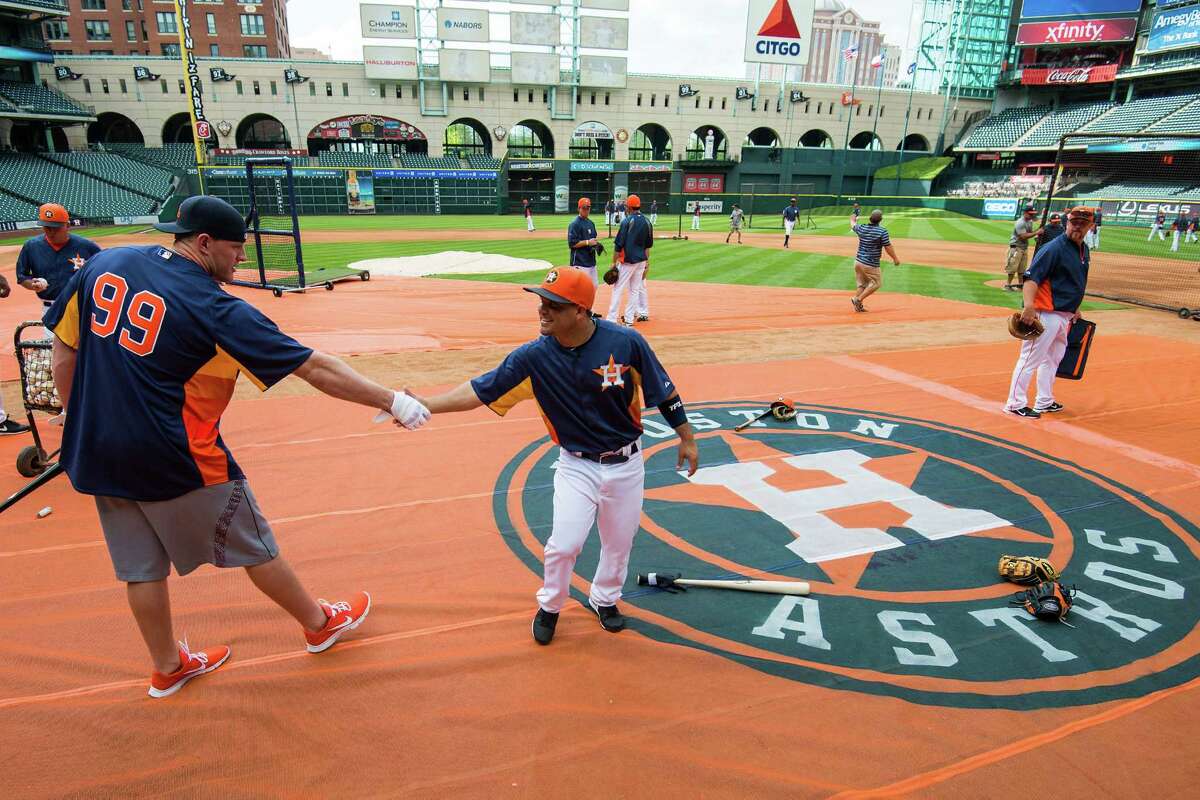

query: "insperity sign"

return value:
[744, 0, 816, 67]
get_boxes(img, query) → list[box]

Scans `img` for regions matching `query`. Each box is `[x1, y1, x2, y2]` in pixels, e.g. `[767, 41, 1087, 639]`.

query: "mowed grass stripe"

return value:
[314, 238, 1120, 310]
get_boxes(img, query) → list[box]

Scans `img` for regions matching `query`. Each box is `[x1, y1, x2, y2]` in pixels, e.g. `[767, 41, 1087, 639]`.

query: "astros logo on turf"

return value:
[494, 401, 1200, 709]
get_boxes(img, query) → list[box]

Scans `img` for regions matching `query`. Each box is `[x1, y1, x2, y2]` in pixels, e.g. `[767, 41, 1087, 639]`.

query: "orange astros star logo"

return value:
[593, 354, 629, 389]
[69, 254, 86, 270]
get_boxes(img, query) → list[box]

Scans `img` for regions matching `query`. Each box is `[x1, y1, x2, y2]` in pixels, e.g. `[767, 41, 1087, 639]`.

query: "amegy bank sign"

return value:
[1015, 18, 1137, 45]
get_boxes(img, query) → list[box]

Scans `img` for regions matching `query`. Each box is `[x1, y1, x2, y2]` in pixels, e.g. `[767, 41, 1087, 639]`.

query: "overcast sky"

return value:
[287, 1, 921, 78]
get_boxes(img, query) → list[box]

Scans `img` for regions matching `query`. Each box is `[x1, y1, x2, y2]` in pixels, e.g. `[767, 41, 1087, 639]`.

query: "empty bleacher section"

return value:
[1079, 95, 1199, 134]
[0, 80, 91, 118]
[42, 152, 174, 199]
[1145, 98, 1200, 134]
[316, 152, 394, 168]
[960, 94, 1200, 152]
[1019, 102, 1115, 148]
[400, 154, 463, 169]
[0, 193, 39, 225]
[466, 154, 501, 170]
[941, 171, 1050, 198]
[1074, 182, 1200, 201]
[959, 106, 1051, 149]
[109, 144, 197, 170]
[0, 155, 156, 220]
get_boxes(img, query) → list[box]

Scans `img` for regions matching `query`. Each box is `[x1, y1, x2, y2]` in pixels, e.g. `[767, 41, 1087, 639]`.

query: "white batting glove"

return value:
[373, 391, 431, 430]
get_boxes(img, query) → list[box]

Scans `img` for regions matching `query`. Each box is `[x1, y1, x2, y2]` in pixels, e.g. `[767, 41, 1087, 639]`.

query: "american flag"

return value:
[870, 53, 885, 69]
[843, 44, 859, 62]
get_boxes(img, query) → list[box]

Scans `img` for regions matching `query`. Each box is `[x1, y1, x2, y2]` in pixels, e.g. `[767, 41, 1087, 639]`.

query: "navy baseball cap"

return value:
[154, 195, 247, 241]
[1023, 204, 1037, 213]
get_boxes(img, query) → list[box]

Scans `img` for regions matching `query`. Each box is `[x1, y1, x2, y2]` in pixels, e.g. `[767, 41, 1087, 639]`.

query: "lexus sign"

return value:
[1016, 19, 1137, 45]
[1021, 63, 1119, 85]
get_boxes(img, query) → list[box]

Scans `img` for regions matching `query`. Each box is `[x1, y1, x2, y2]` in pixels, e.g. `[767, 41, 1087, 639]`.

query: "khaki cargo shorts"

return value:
[1005, 247, 1028, 276]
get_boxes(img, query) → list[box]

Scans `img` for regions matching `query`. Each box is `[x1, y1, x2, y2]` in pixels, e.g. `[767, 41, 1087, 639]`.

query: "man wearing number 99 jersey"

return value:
[42, 195, 430, 698]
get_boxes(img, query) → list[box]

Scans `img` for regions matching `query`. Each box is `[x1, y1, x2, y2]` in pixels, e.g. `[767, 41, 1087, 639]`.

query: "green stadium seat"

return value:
[0, 192, 40, 225]
[959, 106, 1051, 149]
[43, 152, 175, 200]
[1019, 102, 1115, 148]
[0, 80, 92, 118]
[0, 154, 155, 220]
[316, 152, 395, 168]
[1079, 94, 1200, 134]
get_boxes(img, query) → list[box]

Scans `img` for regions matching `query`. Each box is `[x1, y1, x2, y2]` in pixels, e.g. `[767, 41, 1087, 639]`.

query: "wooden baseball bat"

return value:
[673, 578, 810, 596]
[733, 408, 774, 432]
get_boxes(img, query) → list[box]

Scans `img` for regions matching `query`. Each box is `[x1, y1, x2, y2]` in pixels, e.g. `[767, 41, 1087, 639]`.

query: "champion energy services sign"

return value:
[359, 4, 416, 39]
[1015, 18, 1137, 45]
[745, 0, 816, 66]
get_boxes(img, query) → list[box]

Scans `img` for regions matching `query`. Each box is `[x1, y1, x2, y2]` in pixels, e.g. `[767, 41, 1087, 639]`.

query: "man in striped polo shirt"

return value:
[850, 209, 900, 312]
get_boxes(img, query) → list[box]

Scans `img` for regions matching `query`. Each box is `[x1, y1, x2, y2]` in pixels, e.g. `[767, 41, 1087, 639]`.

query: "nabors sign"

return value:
[1016, 18, 1137, 45]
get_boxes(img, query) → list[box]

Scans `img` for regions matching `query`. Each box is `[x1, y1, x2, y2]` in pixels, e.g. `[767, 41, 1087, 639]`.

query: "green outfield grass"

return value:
[291, 237, 1118, 312]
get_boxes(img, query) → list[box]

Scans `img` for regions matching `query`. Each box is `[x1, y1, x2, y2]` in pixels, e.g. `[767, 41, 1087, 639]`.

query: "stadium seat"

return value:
[0, 192, 40, 225]
[109, 143, 198, 170]
[0, 79, 91, 118]
[959, 106, 1051, 149]
[1145, 97, 1200, 134]
[1018, 102, 1115, 148]
[0, 154, 156, 219]
[42, 152, 175, 199]
[317, 152, 395, 168]
[1081, 94, 1200, 134]
[466, 154, 501, 169]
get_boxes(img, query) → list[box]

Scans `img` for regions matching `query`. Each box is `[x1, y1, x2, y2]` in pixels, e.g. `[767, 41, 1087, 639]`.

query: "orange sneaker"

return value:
[305, 591, 371, 653]
[148, 641, 231, 699]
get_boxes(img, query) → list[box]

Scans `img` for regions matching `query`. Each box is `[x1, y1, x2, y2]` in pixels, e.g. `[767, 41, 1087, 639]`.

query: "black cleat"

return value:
[590, 602, 625, 633]
[0, 417, 30, 435]
[532, 608, 559, 645]
[1036, 402, 1064, 413]
[1010, 406, 1041, 419]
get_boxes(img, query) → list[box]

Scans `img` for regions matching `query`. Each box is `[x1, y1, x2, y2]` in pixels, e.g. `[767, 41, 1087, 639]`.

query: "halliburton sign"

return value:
[1016, 18, 1137, 45]
[1021, 63, 1119, 85]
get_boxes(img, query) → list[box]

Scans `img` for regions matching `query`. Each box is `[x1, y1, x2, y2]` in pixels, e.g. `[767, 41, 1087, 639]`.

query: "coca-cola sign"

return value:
[1016, 18, 1137, 45]
[1021, 63, 1119, 85]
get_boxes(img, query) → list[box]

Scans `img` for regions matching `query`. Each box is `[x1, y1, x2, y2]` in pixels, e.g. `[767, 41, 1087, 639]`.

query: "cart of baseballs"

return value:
[13, 321, 62, 477]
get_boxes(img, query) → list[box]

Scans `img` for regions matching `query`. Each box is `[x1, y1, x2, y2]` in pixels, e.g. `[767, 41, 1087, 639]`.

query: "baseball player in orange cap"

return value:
[607, 194, 653, 325]
[567, 197, 601, 284]
[17, 204, 100, 307]
[407, 266, 698, 644]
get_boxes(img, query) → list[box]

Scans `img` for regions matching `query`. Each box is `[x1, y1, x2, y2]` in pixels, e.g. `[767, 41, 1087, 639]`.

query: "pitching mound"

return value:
[349, 251, 551, 277]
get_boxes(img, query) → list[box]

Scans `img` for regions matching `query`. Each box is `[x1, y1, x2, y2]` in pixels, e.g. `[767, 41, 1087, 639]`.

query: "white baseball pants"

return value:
[605, 212, 613, 226]
[1172, 230, 1180, 252]
[1188, 230, 1197, 243]
[527, 215, 535, 232]
[580, 265, 598, 286]
[650, 213, 657, 225]
[1005, 310, 1072, 412]
[536, 448, 645, 612]
[1149, 224, 1164, 241]
[691, 215, 701, 230]
[784, 219, 795, 237]
[606, 260, 646, 324]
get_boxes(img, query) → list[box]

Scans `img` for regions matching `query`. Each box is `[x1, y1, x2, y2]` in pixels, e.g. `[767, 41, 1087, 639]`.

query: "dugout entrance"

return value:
[238, 157, 369, 295]
[1041, 133, 1200, 318]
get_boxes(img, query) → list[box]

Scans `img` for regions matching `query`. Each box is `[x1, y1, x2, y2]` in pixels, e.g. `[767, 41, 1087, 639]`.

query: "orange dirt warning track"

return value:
[1, 276, 1200, 798]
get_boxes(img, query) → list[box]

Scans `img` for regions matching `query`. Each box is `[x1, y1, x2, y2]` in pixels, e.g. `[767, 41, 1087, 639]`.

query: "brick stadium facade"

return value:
[43, 0, 290, 59]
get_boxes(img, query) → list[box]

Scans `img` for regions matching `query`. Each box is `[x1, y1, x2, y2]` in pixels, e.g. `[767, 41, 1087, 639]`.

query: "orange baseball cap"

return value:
[523, 267, 595, 310]
[36, 203, 69, 228]
[625, 194, 641, 209]
[578, 197, 591, 208]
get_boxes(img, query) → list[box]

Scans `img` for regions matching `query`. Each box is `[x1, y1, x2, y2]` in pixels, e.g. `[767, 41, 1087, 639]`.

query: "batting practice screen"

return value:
[1041, 132, 1200, 316]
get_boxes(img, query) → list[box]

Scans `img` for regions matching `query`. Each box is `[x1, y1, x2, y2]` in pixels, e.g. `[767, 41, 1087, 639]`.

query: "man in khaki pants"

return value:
[1005, 205, 1041, 291]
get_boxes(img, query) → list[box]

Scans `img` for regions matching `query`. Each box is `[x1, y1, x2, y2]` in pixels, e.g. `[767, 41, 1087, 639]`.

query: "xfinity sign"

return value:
[359, 4, 416, 40]
[745, 0, 815, 66]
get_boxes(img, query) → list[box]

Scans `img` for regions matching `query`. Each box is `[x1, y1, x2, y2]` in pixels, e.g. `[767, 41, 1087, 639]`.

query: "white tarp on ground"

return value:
[349, 251, 551, 277]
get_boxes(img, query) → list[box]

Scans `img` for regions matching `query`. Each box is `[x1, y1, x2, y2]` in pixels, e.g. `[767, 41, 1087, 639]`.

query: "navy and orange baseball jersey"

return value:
[470, 320, 674, 453]
[44, 245, 313, 501]
[16, 233, 100, 302]
[1024, 231, 1089, 314]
